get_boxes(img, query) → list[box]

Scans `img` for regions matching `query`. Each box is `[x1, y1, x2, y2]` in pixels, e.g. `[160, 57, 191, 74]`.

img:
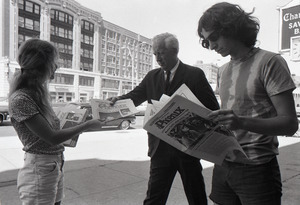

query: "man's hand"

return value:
[107, 97, 119, 106]
[208, 109, 241, 130]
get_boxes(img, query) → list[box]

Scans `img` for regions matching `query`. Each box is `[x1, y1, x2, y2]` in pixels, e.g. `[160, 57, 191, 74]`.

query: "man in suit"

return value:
[108, 33, 219, 205]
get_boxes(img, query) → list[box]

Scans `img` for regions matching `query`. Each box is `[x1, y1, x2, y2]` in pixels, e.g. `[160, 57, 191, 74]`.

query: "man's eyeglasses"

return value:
[201, 31, 220, 49]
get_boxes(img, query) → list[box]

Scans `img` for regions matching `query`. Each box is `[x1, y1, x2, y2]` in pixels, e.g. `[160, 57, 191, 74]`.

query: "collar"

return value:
[165, 59, 180, 75]
[230, 47, 259, 62]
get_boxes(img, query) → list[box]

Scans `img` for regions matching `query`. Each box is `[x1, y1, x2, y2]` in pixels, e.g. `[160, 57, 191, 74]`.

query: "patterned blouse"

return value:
[9, 89, 64, 155]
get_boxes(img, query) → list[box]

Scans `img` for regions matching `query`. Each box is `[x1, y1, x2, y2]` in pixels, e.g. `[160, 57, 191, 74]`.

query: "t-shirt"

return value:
[9, 89, 64, 155]
[217, 47, 296, 164]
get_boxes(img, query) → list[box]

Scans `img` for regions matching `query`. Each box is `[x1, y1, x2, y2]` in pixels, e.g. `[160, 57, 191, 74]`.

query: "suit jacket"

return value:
[121, 61, 220, 157]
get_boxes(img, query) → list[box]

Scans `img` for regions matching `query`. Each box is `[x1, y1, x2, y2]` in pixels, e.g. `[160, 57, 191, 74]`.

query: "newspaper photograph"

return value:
[54, 104, 88, 147]
[144, 94, 250, 165]
[90, 99, 138, 121]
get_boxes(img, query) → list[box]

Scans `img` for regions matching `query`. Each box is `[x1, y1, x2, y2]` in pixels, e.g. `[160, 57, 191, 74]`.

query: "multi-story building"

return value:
[193, 60, 218, 84]
[0, 0, 153, 103]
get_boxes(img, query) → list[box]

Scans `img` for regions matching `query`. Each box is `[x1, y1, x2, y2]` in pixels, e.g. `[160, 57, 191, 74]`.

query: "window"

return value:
[81, 20, 94, 32]
[18, 0, 41, 47]
[25, 1, 33, 12]
[80, 62, 93, 72]
[101, 79, 119, 89]
[51, 25, 72, 40]
[51, 73, 74, 85]
[19, 17, 40, 31]
[34, 4, 40, 14]
[53, 42, 72, 55]
[19, 0, 40, 15]
[18, 16, 24, 27]
[81, 49, 93, 58]
[79, 76, 94, 86]
[50, 9, 73, 25]
[33, 20, 40, 31]
[25, 18, 33, 30]
[59, 12, 65, 22]
[18, 0, 24, 10]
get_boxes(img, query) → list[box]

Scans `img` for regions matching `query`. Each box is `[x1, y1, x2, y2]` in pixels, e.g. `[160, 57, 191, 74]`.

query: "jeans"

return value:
[210, 157, 282, 205]
[18, 152, 64, 205]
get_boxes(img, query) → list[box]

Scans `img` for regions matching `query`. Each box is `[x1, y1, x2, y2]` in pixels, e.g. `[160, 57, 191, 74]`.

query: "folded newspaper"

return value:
[54, 104, 88, 147]
[143, 84, 250, 165]
[90, 99, 138, 121]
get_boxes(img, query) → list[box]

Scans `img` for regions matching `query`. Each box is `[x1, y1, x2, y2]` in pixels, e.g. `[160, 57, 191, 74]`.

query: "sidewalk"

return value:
[0, 129, 299, 205]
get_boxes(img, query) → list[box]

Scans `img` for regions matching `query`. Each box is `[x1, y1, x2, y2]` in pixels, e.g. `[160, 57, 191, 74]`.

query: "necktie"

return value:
[164, 70, 171, 94]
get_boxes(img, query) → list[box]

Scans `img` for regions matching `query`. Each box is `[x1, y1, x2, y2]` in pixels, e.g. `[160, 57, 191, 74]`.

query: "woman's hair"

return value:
[152, 33, 179, 54]
[9, 38, 58, 120]
[197, 2, 260, 48]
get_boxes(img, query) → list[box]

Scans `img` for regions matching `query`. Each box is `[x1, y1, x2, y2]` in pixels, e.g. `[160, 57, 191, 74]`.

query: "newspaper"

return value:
[54, 104, 88, 147]
[143, 85, 250, 165]
[90, 99, 138, 121]
[144, 84, 203, 125]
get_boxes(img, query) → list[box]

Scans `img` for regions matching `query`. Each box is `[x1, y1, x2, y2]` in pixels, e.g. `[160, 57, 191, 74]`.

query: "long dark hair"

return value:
[198, 2, 260, 48]
[9, 38, 58, 121]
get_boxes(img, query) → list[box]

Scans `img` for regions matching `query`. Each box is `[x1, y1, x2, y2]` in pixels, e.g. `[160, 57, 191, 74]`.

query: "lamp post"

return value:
[122, 42, 147, 90]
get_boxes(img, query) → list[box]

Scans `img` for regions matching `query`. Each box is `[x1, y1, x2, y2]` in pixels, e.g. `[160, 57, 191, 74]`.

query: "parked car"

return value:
[53, 102, 136, 130]
[0, 100, 10, 125]
[136, 102, 147, 116]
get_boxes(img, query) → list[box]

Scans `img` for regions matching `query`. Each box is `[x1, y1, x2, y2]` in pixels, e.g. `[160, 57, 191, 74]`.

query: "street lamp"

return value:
[121, 41, 147, 90]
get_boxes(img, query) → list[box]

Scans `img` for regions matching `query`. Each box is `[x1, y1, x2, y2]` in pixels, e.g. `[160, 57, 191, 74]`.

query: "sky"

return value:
[76, 0, 296, 71]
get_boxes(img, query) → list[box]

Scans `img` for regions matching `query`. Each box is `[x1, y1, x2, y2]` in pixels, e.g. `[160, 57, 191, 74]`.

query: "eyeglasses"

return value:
[201, 30, 220, 49]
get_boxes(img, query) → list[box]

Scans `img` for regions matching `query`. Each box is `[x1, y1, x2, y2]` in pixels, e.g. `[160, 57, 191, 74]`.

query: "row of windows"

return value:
[51, 74, 94, 87]
[50, 92, 74, 103]
[81, 20, 94, 32]
[101, 79, 119, 89]
[53, 42, 73, 55]
[79, 76, 94, 86]
[18, 34, 35, 46]
[51, 73, 74, 85]
[81, 48, 93, 58]
[50, 10, 73, 25]
[80, 62, 93, 72]
[58, 58, 72, 68]
[18, 0, 40, 15]
[81, 34, 93, 45]
[19, 16, 40, 31]
[51, 25, 73, 40]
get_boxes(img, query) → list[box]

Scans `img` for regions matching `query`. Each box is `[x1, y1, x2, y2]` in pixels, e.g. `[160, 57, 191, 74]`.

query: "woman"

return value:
[9, 38, 102, 205]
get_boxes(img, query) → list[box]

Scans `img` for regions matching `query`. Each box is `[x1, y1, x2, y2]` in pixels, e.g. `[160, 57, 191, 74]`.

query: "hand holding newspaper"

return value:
[90, 99, 138, 121]
[54, 104, 88, 147]
[143, 84, 250, 165]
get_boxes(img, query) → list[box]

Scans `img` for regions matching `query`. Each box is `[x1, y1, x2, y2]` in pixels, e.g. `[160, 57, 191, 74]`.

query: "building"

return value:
[279, 0, 300, 109]
[0, 0, 153, 103]
[193, 60, 218, 85]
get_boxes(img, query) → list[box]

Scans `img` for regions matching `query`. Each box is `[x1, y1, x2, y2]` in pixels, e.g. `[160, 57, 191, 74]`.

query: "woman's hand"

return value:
[84, 119, 105, 131]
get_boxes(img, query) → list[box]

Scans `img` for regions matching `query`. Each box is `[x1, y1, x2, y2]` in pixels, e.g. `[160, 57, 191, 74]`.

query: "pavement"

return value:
[0, 128, 300, 205]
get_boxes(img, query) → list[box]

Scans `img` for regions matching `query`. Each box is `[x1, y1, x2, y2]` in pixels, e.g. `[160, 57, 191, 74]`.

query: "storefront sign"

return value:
[281, 5, 300, 50]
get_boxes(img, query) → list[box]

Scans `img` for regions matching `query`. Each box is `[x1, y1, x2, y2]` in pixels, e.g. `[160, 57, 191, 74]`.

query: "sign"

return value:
[281, 5, 300, 50]
[291, 36, 300, 61]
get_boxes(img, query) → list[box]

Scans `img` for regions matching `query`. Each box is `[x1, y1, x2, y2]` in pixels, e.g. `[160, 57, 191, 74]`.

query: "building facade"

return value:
[193, 60, 218, 85]
[279, 0, 300, 109]
[0, 0, 153, 103]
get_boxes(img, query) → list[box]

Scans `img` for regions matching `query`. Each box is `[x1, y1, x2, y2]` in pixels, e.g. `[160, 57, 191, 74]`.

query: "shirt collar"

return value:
[165, 60, 180, 75]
